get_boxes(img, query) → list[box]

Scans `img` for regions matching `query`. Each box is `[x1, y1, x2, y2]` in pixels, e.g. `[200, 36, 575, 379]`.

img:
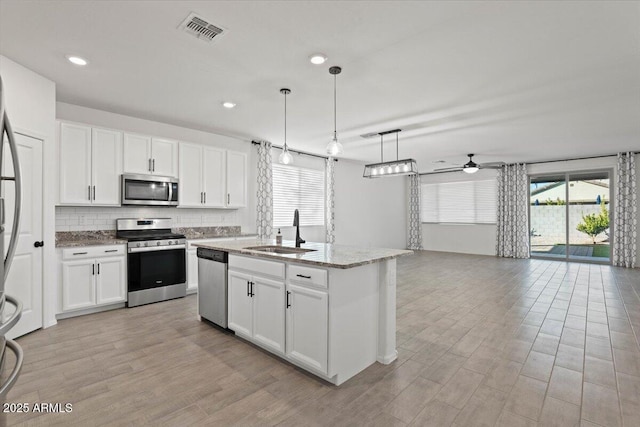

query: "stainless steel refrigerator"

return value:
[0, 75, 25, 406]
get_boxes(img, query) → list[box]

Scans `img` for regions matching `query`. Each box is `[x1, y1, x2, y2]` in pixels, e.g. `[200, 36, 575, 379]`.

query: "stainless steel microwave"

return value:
[121, 174, 179, 206]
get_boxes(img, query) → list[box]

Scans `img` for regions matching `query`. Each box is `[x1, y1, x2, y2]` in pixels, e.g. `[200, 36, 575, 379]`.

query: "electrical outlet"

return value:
[78, 215, 86, 225]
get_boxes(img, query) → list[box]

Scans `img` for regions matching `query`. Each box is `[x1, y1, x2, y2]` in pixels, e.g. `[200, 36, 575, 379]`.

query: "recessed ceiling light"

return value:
[222, 102, 236, 109]
[309, 53, 328, 65]
[66, 55, 88, 66]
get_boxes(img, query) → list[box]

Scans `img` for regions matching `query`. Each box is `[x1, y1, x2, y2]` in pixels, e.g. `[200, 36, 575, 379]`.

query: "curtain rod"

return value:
[251, 140, 337, 161]
[419, 151, 639, 176]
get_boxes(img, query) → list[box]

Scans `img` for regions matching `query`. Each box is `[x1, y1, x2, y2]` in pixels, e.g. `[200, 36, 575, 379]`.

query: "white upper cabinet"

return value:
[59, 122, 122, 206]
[91, 128, 123, 205]
[123, 133, 178, 177]
[203, 147, 226, 207]
[151, 138, 178, 177]
[122, 133, 151, 175]
[178, 142, 246, 209]
[226, 151, 247, 208]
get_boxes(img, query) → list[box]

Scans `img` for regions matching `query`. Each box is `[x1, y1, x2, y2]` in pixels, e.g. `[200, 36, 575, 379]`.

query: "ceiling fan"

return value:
[434, 154, 505, 174]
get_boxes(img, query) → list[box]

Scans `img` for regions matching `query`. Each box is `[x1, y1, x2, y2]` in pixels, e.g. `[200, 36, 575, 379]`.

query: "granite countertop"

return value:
[174, 226, 256, 240]
[56, 231, 127, 248]
[194, 239, 413, 269]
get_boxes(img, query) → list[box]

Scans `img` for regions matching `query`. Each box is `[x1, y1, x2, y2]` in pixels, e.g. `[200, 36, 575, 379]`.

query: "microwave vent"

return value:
[179, 12, 226, 43]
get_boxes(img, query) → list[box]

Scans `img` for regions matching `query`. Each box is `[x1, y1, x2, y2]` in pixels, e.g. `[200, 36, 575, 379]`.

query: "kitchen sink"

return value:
[244, 245, 316, 254]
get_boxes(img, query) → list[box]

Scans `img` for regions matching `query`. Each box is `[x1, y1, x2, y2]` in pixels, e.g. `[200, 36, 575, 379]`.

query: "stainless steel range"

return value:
[116, 218, 186, 307]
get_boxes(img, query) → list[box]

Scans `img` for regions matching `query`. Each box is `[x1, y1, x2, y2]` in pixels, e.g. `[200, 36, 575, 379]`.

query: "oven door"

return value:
[127, 247, 186, 292]
[121, 174, 178, 206]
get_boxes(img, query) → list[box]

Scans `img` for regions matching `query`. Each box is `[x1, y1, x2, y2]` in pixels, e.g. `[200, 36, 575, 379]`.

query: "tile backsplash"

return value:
[56, 206, 240, 232]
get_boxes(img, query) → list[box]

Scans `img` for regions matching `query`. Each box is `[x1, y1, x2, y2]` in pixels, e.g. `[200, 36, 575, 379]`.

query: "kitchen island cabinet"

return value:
[195, 239, 411, 385]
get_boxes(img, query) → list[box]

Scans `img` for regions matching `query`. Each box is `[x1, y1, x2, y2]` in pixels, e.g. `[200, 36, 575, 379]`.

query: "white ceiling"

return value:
[1, 1, 639, 171]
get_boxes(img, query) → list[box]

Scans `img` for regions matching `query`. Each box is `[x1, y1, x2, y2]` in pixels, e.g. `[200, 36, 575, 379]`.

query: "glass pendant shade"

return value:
[326, 135, 344, 156]
[279, 147, 293, 164]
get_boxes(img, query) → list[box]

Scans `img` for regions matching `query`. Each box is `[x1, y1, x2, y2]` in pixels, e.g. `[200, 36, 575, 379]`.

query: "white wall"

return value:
[1, 55, 57, 327]
[421, 169, 498, 256]
[56, 102, 256, 232]
[421, 156, 640, 268]
[334, 159, 407, 249]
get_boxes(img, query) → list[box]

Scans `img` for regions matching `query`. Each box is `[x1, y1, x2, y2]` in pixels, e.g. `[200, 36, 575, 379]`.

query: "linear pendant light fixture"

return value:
[363, 129, 418, 178]
[326, 66, 344, 156]
[278, 88, 293, 165]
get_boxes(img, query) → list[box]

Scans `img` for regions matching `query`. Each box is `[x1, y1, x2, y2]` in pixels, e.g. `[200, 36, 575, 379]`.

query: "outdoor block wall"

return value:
[530, 205, 607, 244]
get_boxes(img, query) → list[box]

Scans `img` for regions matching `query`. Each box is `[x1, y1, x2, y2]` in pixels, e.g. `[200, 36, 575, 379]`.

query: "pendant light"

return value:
[462, 154, 479, 174]
[363, 129, 418, 178]
[326, 66, 344, 156]
[278, 88, 293, 165]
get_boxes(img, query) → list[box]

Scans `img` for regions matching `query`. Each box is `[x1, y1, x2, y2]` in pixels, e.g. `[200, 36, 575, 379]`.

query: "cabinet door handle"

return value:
[97, 263, 100, 275]
[104, 249, 118, 253]
[73, 252, 88, 255]
[200, 192, 203, 204]
[92, 264, 95, 275]
[152, 158, 155, 172]
[247, 280, 250, 297]
[204, 192, 206, 204]
[88, 185, 91, 201]
[93, 185, 96, 200]
[296, 274, 311, 279]
[33, 241, 44, 248]
[227, 193, 230, 205]
[149, 158, 152, 172]
[250, 281, 254, 297]
[286, 291, 291, 308]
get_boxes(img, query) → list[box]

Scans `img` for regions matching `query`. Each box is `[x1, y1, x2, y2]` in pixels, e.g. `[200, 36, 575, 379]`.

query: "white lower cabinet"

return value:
[187, 249, 198, 293]
[286, 283, 328, 374]
[228, 269, 285, 355]
[59, 245, 126, 314]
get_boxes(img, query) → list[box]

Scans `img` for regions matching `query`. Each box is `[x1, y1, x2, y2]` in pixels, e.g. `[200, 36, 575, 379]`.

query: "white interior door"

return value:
[3, 132, 44, 338]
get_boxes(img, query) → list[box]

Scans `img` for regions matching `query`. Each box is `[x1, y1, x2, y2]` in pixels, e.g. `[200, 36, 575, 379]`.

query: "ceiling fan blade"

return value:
[433, 166, 463, 172]
[479, 161, 505, 167]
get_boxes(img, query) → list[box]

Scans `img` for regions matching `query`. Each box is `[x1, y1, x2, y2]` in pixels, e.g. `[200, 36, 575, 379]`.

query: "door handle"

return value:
[204, 192, 206, 204]
[227, 193, 230, 205]
[200, 192, 203, 204]
[149, 158, 152, 172]
[152, 158, 155, 172]
[88, 185, 91, 200]
[247, 280, 250, 297]
[286, 291, 291, 308]
[92, 264, 95, 275]
[250, 281, 254, 297]
[93, 186, 96, 201]
[33, 241, 44, 248]
[97, 263, 100, 274]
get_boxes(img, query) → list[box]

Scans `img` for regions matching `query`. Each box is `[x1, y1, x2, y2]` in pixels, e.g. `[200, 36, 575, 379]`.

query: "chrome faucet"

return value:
[293, 209, 305, 248]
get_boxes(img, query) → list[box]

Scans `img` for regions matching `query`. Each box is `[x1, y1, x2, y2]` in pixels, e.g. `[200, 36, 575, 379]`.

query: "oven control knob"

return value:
[168, 240, 173, 245]
[143, 242, 148, 247]
[136, 243, 141, 248]
[157, 241, 161, 246]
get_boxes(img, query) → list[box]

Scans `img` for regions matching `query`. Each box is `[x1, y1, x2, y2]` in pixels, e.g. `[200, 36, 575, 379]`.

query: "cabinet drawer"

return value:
[229, 255, 284, 279]
[62, 245, 125, 260]
[288, 264, 327, 289]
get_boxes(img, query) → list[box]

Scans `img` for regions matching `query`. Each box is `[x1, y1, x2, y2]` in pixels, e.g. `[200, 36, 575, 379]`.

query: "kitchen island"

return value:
[194, 239, 412, 385]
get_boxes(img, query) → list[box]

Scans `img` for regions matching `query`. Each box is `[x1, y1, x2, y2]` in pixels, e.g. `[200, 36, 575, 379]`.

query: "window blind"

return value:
[421, 179, 497, 224]
[272, 164, 325, 227]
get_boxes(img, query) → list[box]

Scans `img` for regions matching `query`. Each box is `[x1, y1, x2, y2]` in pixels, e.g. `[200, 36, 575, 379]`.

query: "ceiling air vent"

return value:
[179, 12, 226, 43]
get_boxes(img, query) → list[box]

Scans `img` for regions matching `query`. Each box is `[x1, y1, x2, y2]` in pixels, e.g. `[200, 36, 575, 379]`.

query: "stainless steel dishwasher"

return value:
[196, 248, 228, 328]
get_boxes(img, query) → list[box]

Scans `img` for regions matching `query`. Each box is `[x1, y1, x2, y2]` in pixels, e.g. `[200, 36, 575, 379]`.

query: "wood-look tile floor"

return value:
[4, 251, 640, 426]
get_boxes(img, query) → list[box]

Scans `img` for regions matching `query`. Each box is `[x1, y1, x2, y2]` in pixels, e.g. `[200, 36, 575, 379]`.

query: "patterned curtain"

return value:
[613, 152, 637, 268]
[325, 158, 336, 243]
[496, 163, 530, 258]
[407, 173, 423, 250]
[256, 141, 273, 240]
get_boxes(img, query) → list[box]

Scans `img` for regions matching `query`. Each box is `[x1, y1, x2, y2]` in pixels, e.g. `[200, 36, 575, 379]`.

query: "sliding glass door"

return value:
[530, 170, 611, 263]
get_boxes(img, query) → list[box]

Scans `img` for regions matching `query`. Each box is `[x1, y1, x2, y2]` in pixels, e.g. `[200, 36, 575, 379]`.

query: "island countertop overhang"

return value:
[193, 239, 412, 269]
